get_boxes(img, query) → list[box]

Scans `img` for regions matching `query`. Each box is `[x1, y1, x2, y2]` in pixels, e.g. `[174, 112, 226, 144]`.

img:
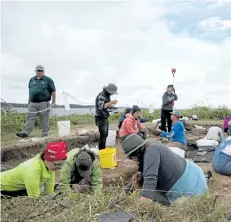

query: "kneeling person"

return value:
[0, 141, 67, 198]
[212, 136, 231, 176]
[122, 134, 208, 205]
[205, 125, 224, 142]
[158, 110, 187, 150]
[59, 148, 103, 194]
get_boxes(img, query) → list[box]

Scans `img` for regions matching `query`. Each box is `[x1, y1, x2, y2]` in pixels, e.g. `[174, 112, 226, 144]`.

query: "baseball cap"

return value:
[76, 152, 93, 178]
[170, 110, 181, 117]
[35, 65, 45, 72]
[44, 141, 67, 161]
[132, 105, 141, 114]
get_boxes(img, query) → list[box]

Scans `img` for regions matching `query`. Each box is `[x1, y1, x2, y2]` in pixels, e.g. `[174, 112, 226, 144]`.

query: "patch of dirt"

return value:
[1, 122, 230, 202]
[198, 163, 231, 200]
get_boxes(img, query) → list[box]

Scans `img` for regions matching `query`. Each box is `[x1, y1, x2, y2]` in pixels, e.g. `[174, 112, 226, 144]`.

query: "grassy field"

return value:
[1, 105, 230, 144]
[1, 190, 230, 222]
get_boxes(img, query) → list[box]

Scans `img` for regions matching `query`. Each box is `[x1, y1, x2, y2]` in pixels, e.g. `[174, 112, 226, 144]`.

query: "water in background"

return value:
[14, 107, 96, 116]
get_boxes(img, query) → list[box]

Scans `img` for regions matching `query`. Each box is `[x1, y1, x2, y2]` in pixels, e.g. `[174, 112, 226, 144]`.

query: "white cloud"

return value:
[198, 17, 231, 31]
[1, 1, 231, 108]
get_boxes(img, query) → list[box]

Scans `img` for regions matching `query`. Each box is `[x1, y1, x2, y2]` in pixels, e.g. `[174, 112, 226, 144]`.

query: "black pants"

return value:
[1, 189, 28, 198]
[161, 109, 172, 132]
[95, 117, 109, 150]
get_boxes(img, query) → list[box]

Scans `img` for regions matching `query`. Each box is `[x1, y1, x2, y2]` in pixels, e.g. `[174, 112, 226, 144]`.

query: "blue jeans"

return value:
[212, 139, 231, 176]
[166, 159, 208, 204]
[228, 125, 231, 135]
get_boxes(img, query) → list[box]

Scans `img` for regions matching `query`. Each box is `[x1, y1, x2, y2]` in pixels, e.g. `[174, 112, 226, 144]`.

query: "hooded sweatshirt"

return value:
[59, 148, 103, 194]
[119, 114, 145, 137]
[161, 91, 178, 110]
[0, 155, 55, 197]
[224, 116, 231, 130]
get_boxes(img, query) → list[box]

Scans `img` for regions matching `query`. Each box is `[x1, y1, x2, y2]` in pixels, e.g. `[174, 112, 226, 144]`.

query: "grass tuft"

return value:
[1, 190, 230, 222]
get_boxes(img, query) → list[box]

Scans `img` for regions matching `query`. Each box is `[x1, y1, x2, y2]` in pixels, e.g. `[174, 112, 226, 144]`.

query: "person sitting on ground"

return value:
[157, 110, 187, 150]
[224, 116, 231, 133]
[0, 141, 67, 198]
[119, 105, 147, 142]
[118, 108, 132, 129]
[59, 147, 103, 195]
[205, 125, 224, 142]
[121, 134, 208, 206]
[212, 136, 231, 176]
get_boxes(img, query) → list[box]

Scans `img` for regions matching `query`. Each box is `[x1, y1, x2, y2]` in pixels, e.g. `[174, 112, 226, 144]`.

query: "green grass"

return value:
[1, 105, 230, 145]
[1, 190, 230, 222]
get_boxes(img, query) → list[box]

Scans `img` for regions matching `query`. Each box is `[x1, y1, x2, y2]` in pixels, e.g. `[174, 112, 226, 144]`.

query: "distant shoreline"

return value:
[0, 102, 127, 109]
[1, 102, 94, 109]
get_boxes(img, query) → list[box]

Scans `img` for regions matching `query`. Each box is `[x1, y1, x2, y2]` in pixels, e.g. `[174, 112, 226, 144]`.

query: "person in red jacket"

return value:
[119, 105, 147, 142]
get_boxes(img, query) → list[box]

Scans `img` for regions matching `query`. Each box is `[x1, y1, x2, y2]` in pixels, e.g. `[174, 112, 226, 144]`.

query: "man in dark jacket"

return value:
[95, 83, 118, 150]
[161, 85, 178, 132]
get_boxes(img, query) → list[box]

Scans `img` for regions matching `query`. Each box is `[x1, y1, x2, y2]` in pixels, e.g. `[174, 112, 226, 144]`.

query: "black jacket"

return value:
[95, 89, 111, 119]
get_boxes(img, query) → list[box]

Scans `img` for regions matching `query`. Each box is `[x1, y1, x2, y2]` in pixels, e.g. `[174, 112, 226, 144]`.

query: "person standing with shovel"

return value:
[160, 68, 178, 132]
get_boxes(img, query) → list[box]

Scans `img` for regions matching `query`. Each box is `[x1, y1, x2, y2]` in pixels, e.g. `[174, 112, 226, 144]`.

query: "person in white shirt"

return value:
[205, 126, 224, 142]
[212, 136, 231, 176]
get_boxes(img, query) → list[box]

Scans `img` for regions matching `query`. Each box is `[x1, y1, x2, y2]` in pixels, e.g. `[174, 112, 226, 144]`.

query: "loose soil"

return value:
[1, 121, 231, 201]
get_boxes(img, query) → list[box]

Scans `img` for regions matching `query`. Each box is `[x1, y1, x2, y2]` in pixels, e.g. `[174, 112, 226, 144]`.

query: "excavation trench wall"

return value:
[0, 131, 138, 186]
[1, 132, 99, 163]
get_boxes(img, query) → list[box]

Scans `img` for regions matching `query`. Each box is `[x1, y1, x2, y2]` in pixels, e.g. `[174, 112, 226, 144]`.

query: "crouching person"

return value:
[122, 134, 208, 205]
[205, 125, 224, 143]
[119, 105, 147, 142]
[158, 110, 187, 151]
[212, 136, 231, 176]
[0, 141, 67, 198]
[59, 147, 103, 195]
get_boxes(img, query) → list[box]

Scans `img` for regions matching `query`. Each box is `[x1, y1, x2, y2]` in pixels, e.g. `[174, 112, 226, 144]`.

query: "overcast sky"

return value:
[1, 0, 231, 108]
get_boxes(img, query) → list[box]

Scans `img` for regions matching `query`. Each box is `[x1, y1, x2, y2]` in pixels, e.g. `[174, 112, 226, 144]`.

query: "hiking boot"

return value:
[16, 132, 29, 138]
[206, 171, 212, 180]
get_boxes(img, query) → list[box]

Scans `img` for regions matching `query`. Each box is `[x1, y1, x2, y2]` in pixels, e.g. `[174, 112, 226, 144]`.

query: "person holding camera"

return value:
[95, 83, 118, 150]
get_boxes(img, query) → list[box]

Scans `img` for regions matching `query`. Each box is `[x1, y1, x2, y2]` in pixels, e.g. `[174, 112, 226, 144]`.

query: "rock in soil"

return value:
[98, 211, 134, 222]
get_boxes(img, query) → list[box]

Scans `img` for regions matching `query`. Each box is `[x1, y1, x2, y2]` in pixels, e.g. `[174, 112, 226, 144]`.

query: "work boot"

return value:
[16, 132, 29, 138]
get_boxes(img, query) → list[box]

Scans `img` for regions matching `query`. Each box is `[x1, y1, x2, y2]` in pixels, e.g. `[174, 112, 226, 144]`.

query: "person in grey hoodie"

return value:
[161, 85, 178, 132]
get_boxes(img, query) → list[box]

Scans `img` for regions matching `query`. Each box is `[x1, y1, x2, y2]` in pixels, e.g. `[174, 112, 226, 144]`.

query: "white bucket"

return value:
[57, 121, 71, 137]
[106, 130, 117, 147]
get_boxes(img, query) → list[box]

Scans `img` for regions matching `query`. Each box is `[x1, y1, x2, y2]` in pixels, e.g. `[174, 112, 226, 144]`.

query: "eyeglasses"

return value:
[36, 70, 44, 72]
[52, 161, 64, 169]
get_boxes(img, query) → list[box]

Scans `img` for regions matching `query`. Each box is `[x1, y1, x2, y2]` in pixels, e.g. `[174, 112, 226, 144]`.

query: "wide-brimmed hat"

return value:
[104, 83, 118, 95]
[122, 134, 147, 157]
[76, 151, 93, 178]
[170, 110, 181, 117]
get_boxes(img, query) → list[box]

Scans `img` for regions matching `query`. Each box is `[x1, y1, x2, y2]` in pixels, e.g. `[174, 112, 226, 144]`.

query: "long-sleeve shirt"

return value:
[161, 92, 178, 110]
[160, 121, 187, 145]
[140, 143, 186, 200]
[59, 148, 103, 194]
[95, 89, 111, 119]
[119, 114, 145, 137]
[0, 155, 55, 197]
[205, 126, 224, 141]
